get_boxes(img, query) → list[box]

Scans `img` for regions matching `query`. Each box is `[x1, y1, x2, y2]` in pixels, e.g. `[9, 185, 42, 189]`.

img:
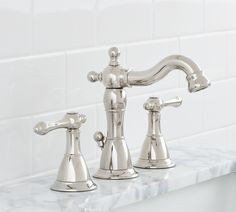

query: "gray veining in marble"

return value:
[1, 141, 236, 212]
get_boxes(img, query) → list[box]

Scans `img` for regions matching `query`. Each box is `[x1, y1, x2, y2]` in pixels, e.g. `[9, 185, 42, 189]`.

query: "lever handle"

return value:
[34, 112, 86, 135]
[144, 96, 182, 112]
[162, 97, 182, 108]
[87, 71, 102, 83]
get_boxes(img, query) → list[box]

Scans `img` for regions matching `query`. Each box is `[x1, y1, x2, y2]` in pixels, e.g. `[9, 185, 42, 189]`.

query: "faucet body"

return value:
[135, 96, 182, 169]
[93, 88, 138, 179]
[34, 112, 97, 192]
[88, 47, 210, 180]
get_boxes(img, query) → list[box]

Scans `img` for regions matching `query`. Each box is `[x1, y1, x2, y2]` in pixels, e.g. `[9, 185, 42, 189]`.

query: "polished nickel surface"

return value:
[135, 96, 182, 169]
[88, 47, 210, 179]
[34, 112, 97, 192]
[128, 55, 210, 92]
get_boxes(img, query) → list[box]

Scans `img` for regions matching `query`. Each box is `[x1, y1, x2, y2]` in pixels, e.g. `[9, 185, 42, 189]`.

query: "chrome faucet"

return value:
[34, 112, 97, 192]
[135, 96, 182, 169]
[88, 47, 210, 180]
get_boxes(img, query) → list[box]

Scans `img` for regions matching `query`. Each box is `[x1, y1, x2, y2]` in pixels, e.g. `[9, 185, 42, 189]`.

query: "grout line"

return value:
[2, 30, 236, 63]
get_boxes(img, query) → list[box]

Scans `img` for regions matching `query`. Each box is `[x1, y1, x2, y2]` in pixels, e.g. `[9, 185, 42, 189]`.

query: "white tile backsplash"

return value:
[0, 53, 66, 119]
[0, 0, 235, 182]
[180, 33, 227, 82]
[205, 0, 236, 32]
[33, 0, 96, 53]
[203, 79, 236, 130]
[174, 128, 228, 150]
[154, 0, 204, 38]
[96, 0, 153, 45]
[0, 0, 32, 58]
[0, 117, 32, 182]
[226, 125, 236, 150]
[227, 31, 236, 77]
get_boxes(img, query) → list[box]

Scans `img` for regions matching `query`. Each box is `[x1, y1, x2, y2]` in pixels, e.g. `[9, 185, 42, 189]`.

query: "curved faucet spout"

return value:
[127, 55, 210, 93]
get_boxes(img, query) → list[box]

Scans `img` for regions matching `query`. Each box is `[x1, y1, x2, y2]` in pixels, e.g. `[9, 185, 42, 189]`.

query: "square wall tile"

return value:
[154, 0, 204, 38]
[0, 117, 32, 182]
[0, 0, 32, 58]
[66, 47, 126, 107]
[205, 0, 236, 32]
[33, 0, 96, 53]
[0, 53, 66, 119]
[203, 79, 236, 130]
[32, 105, 97, 174]
[97, 0, 152, 45]
[227, 32, 236, 77]
[126, 39, 179, 96]
[180, 33, 227, 82]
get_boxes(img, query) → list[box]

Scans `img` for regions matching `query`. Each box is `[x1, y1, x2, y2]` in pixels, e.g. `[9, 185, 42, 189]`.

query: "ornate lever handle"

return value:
[144, 96, 182, 112]
[34, 112, 86, 135]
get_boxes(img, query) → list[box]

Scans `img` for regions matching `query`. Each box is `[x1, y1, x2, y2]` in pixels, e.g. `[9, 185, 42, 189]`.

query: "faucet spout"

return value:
[87, 47, 211, 180]
[127, 55, 210, 92]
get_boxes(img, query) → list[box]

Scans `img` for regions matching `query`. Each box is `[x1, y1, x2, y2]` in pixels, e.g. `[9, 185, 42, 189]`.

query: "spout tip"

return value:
[187, 71, 211, 93]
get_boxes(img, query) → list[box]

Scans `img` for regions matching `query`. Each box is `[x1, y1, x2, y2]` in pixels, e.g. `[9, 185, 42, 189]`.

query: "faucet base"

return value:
[134, 158, 175, 169]
[93, 168, 138, 180]
[50, 180, 97, 192]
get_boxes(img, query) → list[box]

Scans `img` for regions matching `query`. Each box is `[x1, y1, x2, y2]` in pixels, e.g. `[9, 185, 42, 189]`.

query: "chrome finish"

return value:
[34, 112, 97, 192]
[88, 47, 138, 180]
[128, 55, 210, 92]
[87, 47, 210, 179]
[135, 96, 182, 169]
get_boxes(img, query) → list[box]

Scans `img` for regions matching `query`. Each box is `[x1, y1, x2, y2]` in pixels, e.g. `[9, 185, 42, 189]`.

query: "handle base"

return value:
[135, 134, 175, 169]
[51, 180, 97, 192]
[93, 168, 138, 180]
[134, 158, 175, 169]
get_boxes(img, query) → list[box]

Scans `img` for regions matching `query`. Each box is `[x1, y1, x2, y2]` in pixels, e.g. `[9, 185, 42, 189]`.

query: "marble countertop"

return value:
[1, 141, 236, 212]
